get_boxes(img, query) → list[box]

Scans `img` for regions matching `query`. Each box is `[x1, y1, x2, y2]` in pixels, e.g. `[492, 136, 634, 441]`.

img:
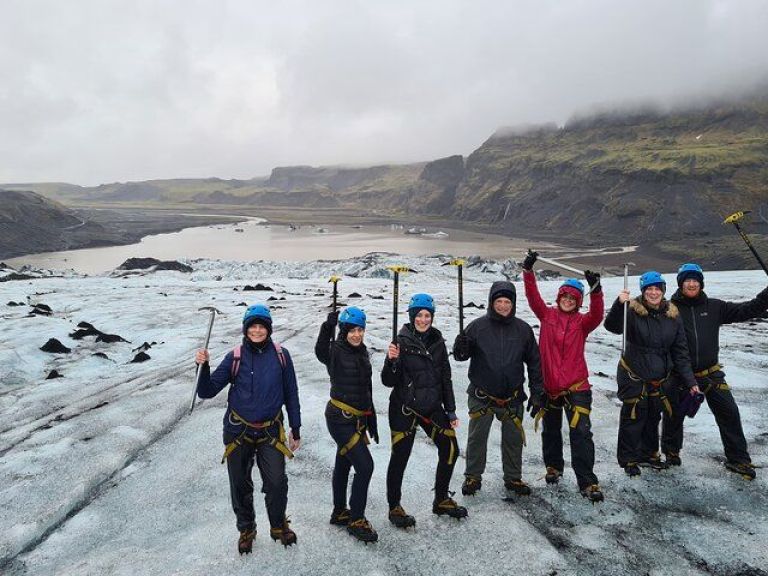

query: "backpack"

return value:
[230, 341, 286, 382]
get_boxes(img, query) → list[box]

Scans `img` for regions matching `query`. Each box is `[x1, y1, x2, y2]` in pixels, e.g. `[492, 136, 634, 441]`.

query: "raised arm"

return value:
[522, 269, 549, 321]
[196, 351, 234, 399]
[719, 286, 768, 325]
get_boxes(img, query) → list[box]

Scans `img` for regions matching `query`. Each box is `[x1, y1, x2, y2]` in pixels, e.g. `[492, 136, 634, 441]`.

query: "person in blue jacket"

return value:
[195, 304, 301, 554]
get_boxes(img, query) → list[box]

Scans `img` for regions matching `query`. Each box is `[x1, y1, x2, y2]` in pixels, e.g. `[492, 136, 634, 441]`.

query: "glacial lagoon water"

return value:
[8, 218, 558, 274]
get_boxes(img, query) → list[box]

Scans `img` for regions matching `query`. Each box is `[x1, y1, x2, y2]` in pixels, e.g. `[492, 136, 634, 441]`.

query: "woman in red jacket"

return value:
[522, 251, 604, 502]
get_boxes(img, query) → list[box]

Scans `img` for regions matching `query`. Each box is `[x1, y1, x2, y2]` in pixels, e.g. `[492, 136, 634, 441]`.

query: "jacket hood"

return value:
[629, 296, 679, 319]
[671, 288, 707, 307]
[557, 284, 583, 309]
[487, 280, 516, 322]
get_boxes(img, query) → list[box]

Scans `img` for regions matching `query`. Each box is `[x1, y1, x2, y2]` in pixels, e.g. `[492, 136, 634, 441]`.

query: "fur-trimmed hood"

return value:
[629, 296, 679, 319]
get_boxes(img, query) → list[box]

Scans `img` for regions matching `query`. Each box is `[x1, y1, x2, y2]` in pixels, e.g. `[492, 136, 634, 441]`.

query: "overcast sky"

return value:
[1, 0, 767, 185]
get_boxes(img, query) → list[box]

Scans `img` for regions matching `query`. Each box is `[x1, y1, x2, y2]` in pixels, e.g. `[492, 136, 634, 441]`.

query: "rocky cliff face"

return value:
[0, 190, 123, 259]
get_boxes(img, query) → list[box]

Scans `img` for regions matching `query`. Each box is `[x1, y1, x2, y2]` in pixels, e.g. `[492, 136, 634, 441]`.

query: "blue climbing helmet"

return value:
[639, 271, 666, 293]
[408, 293, 435, 314]
[558, 278, 584, 307]
[242, 303, 272, 334]
[677, 263, 704, 289]
[339, 306, 366, 329]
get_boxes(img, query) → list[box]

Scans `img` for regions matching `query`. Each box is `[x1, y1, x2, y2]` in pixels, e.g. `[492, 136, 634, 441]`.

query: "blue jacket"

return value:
[197, 339, 301, 438]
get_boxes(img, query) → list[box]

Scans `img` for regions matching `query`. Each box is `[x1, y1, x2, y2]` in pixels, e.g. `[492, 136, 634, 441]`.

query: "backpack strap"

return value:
[230, 342, 285, 384]
[230, 345, 242, 382]
[273, 341, 286, 369]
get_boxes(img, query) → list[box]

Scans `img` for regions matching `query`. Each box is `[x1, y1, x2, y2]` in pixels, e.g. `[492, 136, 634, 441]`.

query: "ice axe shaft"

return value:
[388, 265, 412, 343]
[534, 253, 597, 297]
[190, 306, 220, 415]
[724, 211, 768, 276]
[328, 275, 341, 339]
[622, 264, 631, 355]
[448, 259, 466, 333]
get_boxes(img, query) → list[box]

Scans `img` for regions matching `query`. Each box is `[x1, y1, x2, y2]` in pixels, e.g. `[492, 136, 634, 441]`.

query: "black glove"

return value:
[526, 394, 545, 418]
[453, 333, 472, 358]
[584, 270, 601, 293]
[326, 310, 340, 326]
[522, 251, 538, 271]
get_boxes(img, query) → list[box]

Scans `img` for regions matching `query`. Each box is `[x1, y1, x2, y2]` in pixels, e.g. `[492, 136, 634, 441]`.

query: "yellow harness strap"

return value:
[221, 409, 294, 463]
[568, 405, 591, 429]
[536, 380, 588, 432]
[429, 426, 458, 465]
[329, 399, 374, 456]
[694, 363, 722, 378]
[329, 398, 372, 417]
[623, 397, 642, 420]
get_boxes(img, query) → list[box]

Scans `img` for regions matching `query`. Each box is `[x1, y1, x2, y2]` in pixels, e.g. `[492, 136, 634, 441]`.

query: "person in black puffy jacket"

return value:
[453, 280, 544, 497]
[381, 293, 467, 528]
[604, 272, 700, 477]
[661, 263, 768, 479]
[315, 306, 378, 542]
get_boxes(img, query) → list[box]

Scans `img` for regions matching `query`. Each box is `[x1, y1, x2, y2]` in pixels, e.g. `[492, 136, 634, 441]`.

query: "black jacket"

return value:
[315, 320, 373, 411]
[604, 296, 697, 388]
[453, 280, 544, 402]
[671, 287, 768, 372]
[381, 324, 456, 418]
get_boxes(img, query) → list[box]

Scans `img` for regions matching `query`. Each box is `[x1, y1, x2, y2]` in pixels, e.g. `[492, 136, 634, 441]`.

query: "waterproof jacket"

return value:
[671, 287, 768, 373]
[381, 324, 456, 418]
[453, 280, 544, 402]
[523, 269, 604, 396]
[604, 297, 697, 389]
[315, 319, 373, 411]
[197, 338, 301, 436]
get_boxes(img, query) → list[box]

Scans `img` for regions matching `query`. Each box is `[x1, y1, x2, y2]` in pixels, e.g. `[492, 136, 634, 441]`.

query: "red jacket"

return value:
[523, 270, 604, 397]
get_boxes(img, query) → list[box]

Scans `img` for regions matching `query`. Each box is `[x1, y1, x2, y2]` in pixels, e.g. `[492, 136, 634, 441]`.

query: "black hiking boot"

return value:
[505, 479, 532, 496]
[432, 496, 468, 520]
[639, 452, 669, 470]
[330, 508, 351, 526]
[664, 452, 682, 467]
[347, 518, 378, 543]
[580, 484, 604, 503]
[545, 467, 563, 485]
[624, 463, 641, 477]
[462, 476, 482, 496]
[388, 505, 416, 529]
[238, 528, 256, 555]
[724, 461, 757, 480]
[270, 518, 297, 547]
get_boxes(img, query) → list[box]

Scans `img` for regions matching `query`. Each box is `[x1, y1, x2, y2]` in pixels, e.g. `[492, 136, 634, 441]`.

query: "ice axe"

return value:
[530, 251, 600, 296]
[442, 258, 466, 333]
[387, 265, 416, 342]
[328, 274, 341, 338]
[622, 263, 635, 355]
[723, 211, 768, 276]
[189, 306, 222, 415]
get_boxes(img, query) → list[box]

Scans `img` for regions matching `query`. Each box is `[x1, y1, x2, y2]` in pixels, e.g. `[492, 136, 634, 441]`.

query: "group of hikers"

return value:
[193, 256, 768, 553]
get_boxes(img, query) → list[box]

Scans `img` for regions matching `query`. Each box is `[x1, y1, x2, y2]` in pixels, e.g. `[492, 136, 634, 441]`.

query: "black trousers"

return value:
[224, 430, 288, 532]
[326, 412, 374, 521]
[541, 390, 598, 489]
[616, 367, 666, 467]
[386, 399, 459, 508]
[661, 372, 751, 464]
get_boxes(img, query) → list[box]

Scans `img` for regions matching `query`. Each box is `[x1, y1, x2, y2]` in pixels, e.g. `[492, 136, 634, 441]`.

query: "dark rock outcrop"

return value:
[116, 258, 192, 273]
[40, 339, 71, 353]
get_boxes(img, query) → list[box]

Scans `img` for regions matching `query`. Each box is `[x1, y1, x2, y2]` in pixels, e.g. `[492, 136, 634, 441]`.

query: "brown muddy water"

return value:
[7, 218, 567, 274]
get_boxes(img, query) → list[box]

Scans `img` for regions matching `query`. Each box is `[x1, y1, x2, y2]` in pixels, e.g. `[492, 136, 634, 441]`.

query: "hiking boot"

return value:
[624, 463, 641, 477]
[724, 461, 757, 480]
[462, 476, 482, 496]
[665, 452, 682, 467]
[270, 518, 297, 547]
[545, 467, 563, 485]
[330, 508, 351, 526]
[580, 484, 604, 503]
[639, 453, 669, 470]
[505, 479, 532, 496]
[388, 505, 416, 529]
[432, 497, 468, 520]
[237, 528, 256, 555]
[347, 518, 378, 543]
